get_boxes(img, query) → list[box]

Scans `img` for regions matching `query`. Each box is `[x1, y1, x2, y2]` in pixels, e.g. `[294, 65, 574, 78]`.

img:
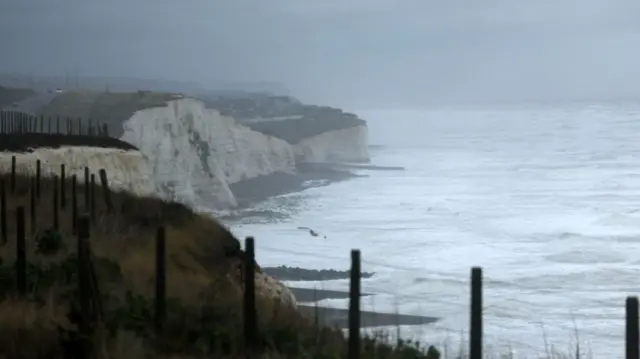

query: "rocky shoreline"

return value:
[262, 266, 375, 282]
[266, 268, 439, 328]
[222, 162, 439, 328]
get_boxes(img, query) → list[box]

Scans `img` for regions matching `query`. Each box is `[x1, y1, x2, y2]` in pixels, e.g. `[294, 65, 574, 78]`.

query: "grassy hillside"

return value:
[0, 172, 438, 358]
[0, 86, 36, 108]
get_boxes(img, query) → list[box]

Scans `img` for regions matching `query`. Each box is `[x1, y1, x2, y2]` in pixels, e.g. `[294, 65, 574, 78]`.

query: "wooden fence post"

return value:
[30, 179, 36, 235]
[60, 164, 66, 209]
[244, 236, 256, 352]
[155, 226, 166, 334]
[72, 175, 78, 232]
[53, 176, 59, 231]
[627, 296, 639, 359]
[10, 155, 16, 193]
[348, 249, 361, 359]
[16, 207, 26, 297]
[98, 169, 113, 212]
[90, 174, 96, 222]
[0, 180, 6, 245]
[36, 159, 41, 199]
[76, 214, 93, 358]
[470, 267, 483, 359]
[84, 167, 90, 209]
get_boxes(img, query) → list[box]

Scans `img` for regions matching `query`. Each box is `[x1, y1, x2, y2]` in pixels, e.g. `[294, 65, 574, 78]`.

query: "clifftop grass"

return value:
[0, 86, 36, 108]
[0, 133, 138, 152]
[0, 172, 439, 358]
[37, 91, 179, 138]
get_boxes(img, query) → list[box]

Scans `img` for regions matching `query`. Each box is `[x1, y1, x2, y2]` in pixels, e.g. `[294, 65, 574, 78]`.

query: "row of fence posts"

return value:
[0, 110, 110, 137]
[1, 162, 640, 358]
[0, 156, 113, 245]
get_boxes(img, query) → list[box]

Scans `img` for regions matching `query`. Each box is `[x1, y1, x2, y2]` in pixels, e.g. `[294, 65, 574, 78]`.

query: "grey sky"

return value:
[1, 0, 639, 108]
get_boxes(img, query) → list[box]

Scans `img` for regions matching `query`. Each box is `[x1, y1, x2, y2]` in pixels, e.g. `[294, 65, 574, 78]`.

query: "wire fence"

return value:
[0, 110, 110, 137]
[253, 242, 638, 358]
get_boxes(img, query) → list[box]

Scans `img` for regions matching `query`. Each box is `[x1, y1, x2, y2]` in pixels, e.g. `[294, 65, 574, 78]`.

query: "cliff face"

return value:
[119, 98, 295, 209]
[0, 147, 154, 195]
[30, 92, 370, 210]
[205, 94, 371, 164]
[294, 125, 369, 163]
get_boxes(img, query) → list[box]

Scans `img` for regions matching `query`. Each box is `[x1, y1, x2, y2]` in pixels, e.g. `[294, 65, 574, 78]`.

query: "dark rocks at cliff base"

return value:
[229, 166, 364, 208]
[297, 305, 438, 328]
[262, 265, 375, 281]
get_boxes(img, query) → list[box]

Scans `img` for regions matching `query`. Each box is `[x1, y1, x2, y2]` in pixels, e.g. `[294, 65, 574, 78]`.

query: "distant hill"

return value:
[0, 73, 290, 98]
[0, 86, 35, 108]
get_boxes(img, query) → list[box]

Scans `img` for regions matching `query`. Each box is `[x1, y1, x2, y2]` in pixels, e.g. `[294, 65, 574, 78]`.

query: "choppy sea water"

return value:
[230, 104, 640, 358]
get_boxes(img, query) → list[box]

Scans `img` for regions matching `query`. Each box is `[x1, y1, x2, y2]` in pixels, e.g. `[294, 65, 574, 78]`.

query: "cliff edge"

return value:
[32, 90, 369, 209]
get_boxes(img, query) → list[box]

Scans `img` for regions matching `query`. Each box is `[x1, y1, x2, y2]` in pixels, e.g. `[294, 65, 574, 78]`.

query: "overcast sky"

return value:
[1, 0, 639, 108]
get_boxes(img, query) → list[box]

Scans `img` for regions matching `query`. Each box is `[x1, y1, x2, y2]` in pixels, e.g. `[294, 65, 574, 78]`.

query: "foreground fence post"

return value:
[72, 175, 78, 232]
[155, 226, 166, 334]
[98, 169, 113, 212]
[244, 236, 256, 352]
[60, 164, 66, 209]
[16, 207, 26, 297]
[0, 180, 6, 245]
[348, 249, 361, 359]
[470, 267, 483, 359]
[10, 155, 16, 193]
[627, 296, 639, 359]
[84, 167, 90, 209]
[30, 179, 36, 235]
[36, 159, 41, 199]
[90, 174, 96, 222]
[77, 214, 93, 358]
[53, 176, 59, 230]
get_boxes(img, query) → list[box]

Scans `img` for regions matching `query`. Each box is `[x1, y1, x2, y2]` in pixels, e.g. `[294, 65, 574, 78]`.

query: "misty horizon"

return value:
[1, 0, 640, 109]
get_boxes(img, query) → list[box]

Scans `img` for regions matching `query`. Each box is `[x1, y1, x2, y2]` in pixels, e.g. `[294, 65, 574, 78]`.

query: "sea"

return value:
[229, 103, 640, 358]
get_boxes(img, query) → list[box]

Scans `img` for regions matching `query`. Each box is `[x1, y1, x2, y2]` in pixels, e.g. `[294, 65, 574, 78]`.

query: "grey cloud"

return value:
[1, 0, 639, 108]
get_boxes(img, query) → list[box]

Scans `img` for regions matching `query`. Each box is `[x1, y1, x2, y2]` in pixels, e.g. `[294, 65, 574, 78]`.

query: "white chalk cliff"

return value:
[0, 147, 154, 195]
[119, 98, 296, 209]
[294, 125, 370, 163]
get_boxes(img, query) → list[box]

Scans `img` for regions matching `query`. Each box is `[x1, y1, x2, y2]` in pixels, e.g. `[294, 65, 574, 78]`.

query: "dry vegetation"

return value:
[0, 172, 439, 359]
